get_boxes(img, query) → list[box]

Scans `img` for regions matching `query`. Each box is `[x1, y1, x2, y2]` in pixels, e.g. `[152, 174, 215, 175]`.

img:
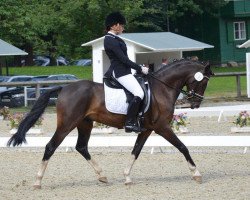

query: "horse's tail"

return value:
[7, 86, 63, 147]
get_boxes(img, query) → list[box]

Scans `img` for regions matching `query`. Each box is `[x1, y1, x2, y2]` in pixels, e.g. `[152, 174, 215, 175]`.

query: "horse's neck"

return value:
[156, 64, 190, 89]
[152, 62, 194, 103]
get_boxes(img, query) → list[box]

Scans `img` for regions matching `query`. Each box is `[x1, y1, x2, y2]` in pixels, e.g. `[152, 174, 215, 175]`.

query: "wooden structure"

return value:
[175, 0, 250, 64]
[81, 32, 213, 83]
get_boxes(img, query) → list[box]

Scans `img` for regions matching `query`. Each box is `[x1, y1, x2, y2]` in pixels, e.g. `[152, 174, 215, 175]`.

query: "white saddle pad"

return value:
[104, 83, 128, 115]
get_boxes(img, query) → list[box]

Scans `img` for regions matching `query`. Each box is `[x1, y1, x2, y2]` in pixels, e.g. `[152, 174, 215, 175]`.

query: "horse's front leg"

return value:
[155, 126, 202, 183]
[124, 130, 151, 185]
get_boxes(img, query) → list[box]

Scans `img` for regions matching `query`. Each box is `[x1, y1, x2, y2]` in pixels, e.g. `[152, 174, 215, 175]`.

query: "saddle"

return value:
[103, 74, 150, 117]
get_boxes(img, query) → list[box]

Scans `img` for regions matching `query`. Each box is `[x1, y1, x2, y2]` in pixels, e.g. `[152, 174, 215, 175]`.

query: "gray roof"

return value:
[0, 39, 28, 56]
[82, 32, 214, 51]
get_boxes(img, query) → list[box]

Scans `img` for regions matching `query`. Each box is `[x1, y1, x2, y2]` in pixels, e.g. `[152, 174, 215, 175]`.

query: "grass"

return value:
[6, 65, 93, 80]
[206, 66, 247, 98]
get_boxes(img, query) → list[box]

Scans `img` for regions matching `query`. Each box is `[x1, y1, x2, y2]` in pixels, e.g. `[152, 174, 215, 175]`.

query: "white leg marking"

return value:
[33, 160, 49, 189]
[88, 159, 108, 183]
[123, 155, 136, 185]
[188, 162, 202, 183]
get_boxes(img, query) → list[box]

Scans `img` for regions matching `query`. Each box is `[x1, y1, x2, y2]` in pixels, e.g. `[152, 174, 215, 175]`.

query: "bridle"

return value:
[147, 73, 210, 102]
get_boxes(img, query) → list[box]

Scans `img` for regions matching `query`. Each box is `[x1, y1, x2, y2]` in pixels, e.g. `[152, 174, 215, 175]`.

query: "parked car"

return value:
[0, 87, 25, 107]
[69, 59, 92, 66]
[44, 74, 78, 81]
[0, 75, 33, 92]
[0, 75, 34, 107]
[0, 74, 78, 107]
[33, 56, 50, 66]
[22, 56, 69, 66]
[56, 56, 69, 66]
[27, 74, 78, 105]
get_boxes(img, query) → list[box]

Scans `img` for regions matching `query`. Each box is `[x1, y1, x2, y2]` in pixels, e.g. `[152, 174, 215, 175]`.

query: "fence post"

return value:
[24, 86, 28, 107]
[35, 83, 41, 99]
[236, 75, 241, 97]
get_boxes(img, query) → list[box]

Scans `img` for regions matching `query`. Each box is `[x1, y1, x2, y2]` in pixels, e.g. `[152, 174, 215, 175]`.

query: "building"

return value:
[175, 0, 250, 65]
[81, 32, 213, 83]
[0, 39, 28, 75]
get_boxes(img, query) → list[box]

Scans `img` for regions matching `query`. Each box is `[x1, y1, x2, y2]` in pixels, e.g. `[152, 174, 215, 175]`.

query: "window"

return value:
[234, 21, 246, 40]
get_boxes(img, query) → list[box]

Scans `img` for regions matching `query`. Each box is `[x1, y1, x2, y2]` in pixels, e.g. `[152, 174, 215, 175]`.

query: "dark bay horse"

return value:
[7, 60, 213, 188]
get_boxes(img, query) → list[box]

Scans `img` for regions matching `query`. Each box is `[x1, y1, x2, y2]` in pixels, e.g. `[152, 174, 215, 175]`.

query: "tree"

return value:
[0, 0, 228, 66]
[0, 0, 38, 65]
[124, 0, 227, 32]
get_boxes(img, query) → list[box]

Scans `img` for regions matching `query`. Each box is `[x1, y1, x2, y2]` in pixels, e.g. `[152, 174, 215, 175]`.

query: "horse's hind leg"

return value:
[156, 127, 202, 183]
[75, 119, 108, 183]
[34, 127, 74, 189]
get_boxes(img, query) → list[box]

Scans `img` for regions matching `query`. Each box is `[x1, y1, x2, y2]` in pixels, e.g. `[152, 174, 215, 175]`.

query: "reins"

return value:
[147, 73, 206, 101]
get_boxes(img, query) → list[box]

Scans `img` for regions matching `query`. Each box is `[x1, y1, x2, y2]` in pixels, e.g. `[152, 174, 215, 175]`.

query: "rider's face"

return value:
[111, 23, 125, 35]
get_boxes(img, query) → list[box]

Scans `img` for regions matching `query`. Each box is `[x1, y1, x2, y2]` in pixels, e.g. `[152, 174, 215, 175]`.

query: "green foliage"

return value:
[0, 106, 10, 120]
[233, 111, 250, 127]
[0, 0, 228, 61]
[8, 112, 44, 129]
[171, 113, 188, 131]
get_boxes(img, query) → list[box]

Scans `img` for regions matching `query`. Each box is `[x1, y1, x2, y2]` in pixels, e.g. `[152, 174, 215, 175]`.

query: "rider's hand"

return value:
[141, 66, 149, 75]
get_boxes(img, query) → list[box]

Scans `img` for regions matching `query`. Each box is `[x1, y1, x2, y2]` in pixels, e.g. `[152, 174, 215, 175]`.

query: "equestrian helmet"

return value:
[105, 12, 126, 30]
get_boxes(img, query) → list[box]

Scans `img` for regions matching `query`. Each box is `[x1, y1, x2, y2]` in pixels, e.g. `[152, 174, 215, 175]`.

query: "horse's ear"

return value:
[204, 61, 214, 76]
[203, 61, 210, 67]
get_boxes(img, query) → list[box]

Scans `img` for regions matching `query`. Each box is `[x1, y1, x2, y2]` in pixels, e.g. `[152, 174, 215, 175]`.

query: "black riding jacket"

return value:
[104, 33, 142, 78]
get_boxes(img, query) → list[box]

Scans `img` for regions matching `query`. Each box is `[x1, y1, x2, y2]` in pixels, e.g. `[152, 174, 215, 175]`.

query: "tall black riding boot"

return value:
[125, 96, 144, 133]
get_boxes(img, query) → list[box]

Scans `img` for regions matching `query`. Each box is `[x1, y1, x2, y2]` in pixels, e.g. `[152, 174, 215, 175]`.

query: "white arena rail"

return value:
[174, 104, 250, 117]
[1, 105, 250, 153]
[1, 136, 250, 148]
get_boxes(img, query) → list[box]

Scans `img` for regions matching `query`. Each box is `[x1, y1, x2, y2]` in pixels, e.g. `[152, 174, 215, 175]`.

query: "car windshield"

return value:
[31, 76, 49, 81]
[46, 75, 78, 80]
[0, 76, 11, 82]
[11, 77, 33, 82]
[79, 59, 91, 65]
[65, 76, 78, 80]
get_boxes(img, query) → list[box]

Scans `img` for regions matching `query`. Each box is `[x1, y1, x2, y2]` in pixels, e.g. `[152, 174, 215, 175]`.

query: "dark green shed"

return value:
[175, 0, 250, 65]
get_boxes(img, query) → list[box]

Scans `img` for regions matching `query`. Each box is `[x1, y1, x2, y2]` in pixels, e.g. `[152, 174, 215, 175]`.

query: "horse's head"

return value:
[185, 61, 214, 109]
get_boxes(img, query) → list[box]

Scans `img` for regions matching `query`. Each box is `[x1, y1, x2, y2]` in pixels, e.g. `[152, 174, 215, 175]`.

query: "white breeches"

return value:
[114, 73, 144, 100]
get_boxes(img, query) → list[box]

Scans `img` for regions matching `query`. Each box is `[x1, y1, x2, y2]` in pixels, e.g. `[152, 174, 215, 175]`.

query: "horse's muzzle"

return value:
[190, 101, 201, 109]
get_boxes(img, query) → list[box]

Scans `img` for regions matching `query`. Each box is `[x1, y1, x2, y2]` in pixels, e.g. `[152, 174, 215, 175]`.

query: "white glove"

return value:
[141, 66, 149, 75]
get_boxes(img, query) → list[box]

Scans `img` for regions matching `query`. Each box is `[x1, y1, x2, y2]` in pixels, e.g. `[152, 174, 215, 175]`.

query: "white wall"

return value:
[93, 40, 139, 83]
[91, 39, 184, 82]
[247, 53, 250, 98]
[92, 41, 104, 83]
[126, 41, 136, 61]
[102, 50, 110, 76]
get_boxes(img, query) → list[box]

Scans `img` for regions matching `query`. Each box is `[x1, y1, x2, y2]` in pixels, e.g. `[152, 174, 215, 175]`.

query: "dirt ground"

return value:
[0, 149, 249, 200]
[0, 101, 249, 199]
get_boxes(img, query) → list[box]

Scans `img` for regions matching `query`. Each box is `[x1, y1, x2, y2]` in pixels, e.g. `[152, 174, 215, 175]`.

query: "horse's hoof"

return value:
[33, 184, 41, 189]
[98, 176, 108, 183]
[193, 175, 202, 184]
[124, 180, 133, 186]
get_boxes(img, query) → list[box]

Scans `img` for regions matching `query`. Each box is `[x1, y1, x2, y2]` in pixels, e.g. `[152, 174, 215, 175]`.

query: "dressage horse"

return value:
[7, 59, 213, 188]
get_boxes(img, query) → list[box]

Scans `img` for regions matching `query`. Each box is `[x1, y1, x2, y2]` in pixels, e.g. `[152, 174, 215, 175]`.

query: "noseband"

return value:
[185, 75, 210, 101]
[148, 73, 210, 102]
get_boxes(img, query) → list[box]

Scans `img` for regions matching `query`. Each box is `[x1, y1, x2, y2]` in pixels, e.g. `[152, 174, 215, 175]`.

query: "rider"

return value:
[104, 12, 149, 133]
